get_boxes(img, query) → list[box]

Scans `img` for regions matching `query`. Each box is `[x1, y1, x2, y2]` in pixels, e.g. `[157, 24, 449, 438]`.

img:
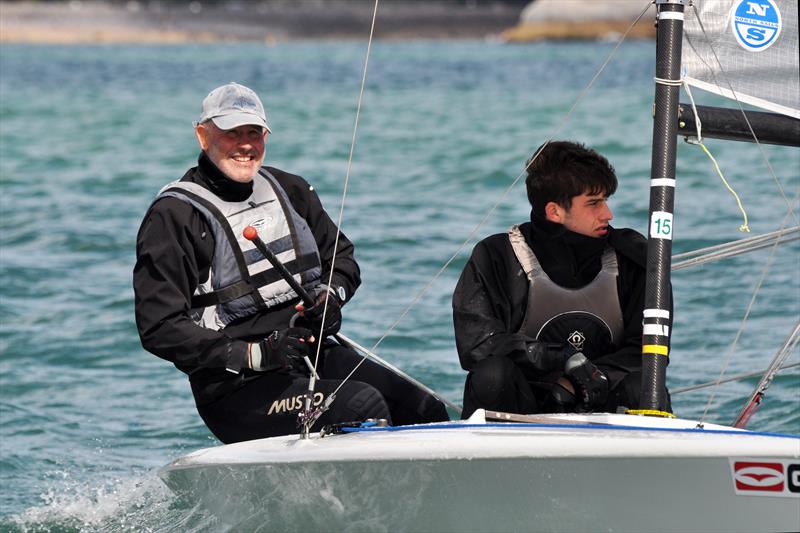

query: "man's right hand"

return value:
[248, 327, 314, 373]
[564, 352, 609, 410]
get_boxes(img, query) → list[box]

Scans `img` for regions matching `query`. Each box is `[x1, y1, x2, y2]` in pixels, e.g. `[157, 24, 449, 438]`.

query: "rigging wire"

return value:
[324, 0, 656, 400]
[672, 361, 799, 395]
[365, 0, 655, 356]
[688, 3, 800, 424]
[683, 80, 750, 232]
[689, 4, 798, 227]
[311, 0, 380, 369]
[315, 0, 798, 421]
[300, 0, 380, 431]
[336, 333, 463, 413]
[698, 196, 799, 425]
[671, 226, 799, 270]
[733, 320, 800, 428]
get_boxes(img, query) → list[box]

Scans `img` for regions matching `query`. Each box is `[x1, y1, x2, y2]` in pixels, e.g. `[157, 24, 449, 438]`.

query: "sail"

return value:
[682, 0, 799, 119]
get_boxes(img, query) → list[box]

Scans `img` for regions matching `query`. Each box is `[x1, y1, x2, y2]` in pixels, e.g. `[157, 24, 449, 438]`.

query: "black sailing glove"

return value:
[547, 382, 577, 413]
[564, 352, 609, 410]
[248, 327, 313, 374]
[297, 289, 342, 338]
[524, 342, 573, 373]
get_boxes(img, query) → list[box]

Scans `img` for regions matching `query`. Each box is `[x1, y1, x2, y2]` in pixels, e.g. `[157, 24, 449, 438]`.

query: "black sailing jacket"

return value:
[452, 215, 671, 389]
[133, 154, 361, 405]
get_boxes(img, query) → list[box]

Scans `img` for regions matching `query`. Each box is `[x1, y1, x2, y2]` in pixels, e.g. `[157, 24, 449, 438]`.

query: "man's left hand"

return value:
[295, 288, 342, 338]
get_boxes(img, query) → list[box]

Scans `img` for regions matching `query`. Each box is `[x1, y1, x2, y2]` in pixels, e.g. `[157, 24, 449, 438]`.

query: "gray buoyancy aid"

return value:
[157, 170, 322, 329]
[508, 224, 624, 350]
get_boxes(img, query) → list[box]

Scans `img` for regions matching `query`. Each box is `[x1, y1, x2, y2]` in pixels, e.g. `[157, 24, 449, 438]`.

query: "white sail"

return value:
[683, 0, 799, 119]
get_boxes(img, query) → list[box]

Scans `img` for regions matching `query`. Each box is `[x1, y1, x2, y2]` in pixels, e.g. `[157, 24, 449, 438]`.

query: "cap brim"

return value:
[211, 113, 271, 133]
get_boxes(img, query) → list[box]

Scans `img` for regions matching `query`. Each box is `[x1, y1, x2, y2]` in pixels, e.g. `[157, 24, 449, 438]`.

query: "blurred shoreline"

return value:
[1, 0, 524, 44]
[0, 0, 655, 44]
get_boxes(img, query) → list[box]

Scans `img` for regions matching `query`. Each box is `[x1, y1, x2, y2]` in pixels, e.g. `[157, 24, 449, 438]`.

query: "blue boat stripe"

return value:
[340, 422, 800, 440]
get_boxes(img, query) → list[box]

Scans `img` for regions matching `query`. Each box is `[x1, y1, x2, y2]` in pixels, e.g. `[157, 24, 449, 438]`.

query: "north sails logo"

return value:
[731, 460, 800, 497]
[730, 0, 782, 52]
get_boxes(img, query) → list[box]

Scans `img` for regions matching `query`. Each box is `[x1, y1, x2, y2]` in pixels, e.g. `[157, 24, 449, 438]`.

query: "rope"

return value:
[688, 2, 799, 425]
[733, 320, 800, 428]
[313, 0, 379, 366]
[364, 0, 655, 357]
[654, 76, 683, 86]
[672, 226, 799, 270]
[696, 143, 750, 232]
[672, 361, 800, 395]
[318, 1, 798, 422]
[325, 0, 655, 405]
[683, 79, 750, 232]
[698, 207, 795, 425]
[336, 333, 463, 414]
[689, 4, 798, 227]
[625, 409, 676, 418]
[321, 0, 657, 407]
[339, 420, 800, 440]
[302, 0, 380, 428]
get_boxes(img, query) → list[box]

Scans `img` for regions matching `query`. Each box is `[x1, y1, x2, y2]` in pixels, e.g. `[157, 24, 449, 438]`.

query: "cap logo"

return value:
[232, 96, 258, 111]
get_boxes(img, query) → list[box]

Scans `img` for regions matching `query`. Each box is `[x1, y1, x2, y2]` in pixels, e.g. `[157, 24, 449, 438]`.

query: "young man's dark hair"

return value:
[525, 140, 618, 216]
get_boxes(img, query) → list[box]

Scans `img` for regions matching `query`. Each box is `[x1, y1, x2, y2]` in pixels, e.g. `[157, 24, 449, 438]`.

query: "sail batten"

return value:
[683, 0, 799, 119]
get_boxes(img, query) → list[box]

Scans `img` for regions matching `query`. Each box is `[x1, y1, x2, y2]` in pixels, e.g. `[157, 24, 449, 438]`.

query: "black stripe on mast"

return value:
[639, 0, 687, 413]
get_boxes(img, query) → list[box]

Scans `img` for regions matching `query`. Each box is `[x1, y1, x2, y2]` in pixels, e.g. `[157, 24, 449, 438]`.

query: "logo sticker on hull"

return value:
[731, 460, 800, 497]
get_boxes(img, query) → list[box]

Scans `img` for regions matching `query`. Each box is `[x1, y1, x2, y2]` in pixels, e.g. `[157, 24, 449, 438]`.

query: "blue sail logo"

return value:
[731, 0, 783, 51]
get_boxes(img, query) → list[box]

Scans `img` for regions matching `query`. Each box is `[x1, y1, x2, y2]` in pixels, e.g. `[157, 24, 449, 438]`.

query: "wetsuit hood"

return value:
[521, 211, 609, 289]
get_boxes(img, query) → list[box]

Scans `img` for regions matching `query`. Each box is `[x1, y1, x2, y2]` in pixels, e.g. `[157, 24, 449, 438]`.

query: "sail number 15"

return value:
[650, 211, 673, 240]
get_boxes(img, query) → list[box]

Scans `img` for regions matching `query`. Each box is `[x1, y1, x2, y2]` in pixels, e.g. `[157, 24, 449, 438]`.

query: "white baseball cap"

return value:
[196, 82, 271, 133]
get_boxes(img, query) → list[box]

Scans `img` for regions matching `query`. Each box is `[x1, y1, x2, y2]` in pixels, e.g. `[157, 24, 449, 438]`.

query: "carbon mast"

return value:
[636, 0, 688, 415]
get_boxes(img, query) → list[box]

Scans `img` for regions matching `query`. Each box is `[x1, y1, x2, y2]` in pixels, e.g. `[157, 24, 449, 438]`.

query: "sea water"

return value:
[1, 40, 798, 531]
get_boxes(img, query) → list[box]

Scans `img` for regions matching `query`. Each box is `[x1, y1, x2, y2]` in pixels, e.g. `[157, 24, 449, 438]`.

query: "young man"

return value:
[134, 83, 447, 443]
[453, 140, 671, 418]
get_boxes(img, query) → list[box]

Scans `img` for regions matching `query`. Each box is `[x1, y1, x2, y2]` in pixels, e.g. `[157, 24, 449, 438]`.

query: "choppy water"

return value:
[1, 40, 798, 531]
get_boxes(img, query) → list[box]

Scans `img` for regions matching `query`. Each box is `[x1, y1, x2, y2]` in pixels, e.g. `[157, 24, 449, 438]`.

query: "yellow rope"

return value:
[698, 142, 751, 233]
[625, 409, 677, 418]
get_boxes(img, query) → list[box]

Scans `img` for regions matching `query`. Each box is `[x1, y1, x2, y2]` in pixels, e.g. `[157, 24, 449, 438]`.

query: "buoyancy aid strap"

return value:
[258, 169, 317, 287]
[508, 225, 543, 281]
[601, 246, 619, 275]
[190, 251, 320, 308]
[161, 184, 256, 282]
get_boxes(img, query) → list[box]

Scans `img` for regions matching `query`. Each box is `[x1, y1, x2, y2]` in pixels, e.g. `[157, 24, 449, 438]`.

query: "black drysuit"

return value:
[453, 215, 671, 417]
[134, 154, 447, 442]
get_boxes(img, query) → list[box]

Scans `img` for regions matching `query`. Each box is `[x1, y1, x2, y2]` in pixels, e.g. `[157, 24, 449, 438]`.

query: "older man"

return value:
[134, 83, 447, 443]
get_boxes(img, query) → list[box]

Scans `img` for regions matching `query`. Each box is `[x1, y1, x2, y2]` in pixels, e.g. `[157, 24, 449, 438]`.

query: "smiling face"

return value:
[545, 192, 613, 238]
[195, 121, 267, 183]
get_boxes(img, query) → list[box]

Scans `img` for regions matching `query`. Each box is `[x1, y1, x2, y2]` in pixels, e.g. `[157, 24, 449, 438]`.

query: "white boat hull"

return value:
[160, 413, 800, 532]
